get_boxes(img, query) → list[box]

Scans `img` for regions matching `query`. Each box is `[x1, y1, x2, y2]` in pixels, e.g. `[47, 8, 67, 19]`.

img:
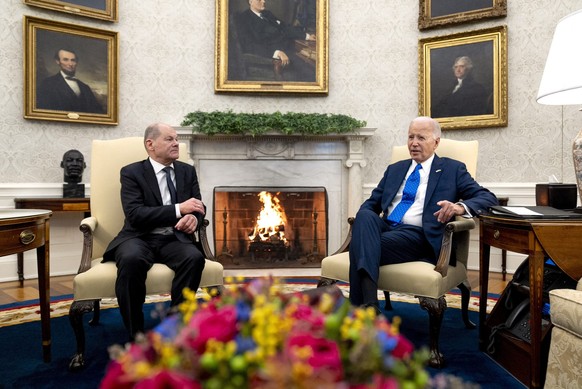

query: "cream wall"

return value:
[1, 1, 582, 280]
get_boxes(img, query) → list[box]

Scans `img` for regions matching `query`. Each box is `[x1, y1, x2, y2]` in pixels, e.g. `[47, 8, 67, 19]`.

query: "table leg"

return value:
[501, 249, 507, 281]
[17, 252, 24, 287]
[478, 241, 491, 351]
[37, 242, 51, 362]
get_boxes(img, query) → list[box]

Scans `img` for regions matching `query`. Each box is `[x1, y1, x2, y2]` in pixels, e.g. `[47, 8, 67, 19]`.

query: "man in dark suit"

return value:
[103, 123, 206, 339]
[37, 48, 104, 114]
[236, 0, 316, 81]
[349, 116, 498, 311]
[432, 56, 491, 118]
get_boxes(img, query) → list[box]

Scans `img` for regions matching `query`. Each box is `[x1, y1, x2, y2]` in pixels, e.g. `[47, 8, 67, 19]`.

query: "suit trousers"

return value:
[112, 234, 205, 338]
[348, 209, 435, 305]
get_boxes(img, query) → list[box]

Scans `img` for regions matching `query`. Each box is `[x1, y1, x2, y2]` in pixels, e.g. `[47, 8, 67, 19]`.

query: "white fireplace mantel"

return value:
[175, 127, 376, 254]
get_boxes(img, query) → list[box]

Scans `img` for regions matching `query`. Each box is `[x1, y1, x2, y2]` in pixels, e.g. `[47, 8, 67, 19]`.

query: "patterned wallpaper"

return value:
[1, 0, 582, 186]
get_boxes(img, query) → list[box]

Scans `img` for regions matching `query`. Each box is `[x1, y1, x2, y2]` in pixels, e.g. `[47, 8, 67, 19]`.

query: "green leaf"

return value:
[181, 110, 367, 136]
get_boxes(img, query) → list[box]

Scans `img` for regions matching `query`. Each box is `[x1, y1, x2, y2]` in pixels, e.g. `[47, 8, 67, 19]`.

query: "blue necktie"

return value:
[163, 166, 177, 204]
[387, 164, 422, 225]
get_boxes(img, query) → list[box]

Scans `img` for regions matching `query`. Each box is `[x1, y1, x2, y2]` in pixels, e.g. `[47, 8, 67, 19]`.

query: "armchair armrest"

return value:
[330, 217, 355, 255]
[434, 217, 476, 277]
[78, 216, 98, 274]
[198, 219, 216, 261]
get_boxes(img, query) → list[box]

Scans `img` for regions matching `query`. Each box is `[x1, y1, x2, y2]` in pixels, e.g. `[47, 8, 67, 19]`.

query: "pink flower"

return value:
[392, 335, 414, 359]
[286, 332, 343, 381]
[134, 370, 200, 389]
[180, 305, 238, 354]
[289, 303, 325, 332]
[100, 361, 134, 389]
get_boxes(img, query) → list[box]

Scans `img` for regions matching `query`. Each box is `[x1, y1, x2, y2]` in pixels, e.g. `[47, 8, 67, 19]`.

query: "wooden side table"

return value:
[14, 197, 90, 287]
[0, 209, 52, 361]
[479, 213, 582, 388]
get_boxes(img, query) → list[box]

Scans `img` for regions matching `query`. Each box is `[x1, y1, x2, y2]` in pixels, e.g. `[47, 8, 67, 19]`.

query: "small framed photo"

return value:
[24, 0, 118, 22]
[419, 26, 508, 130]
[418, 0, 507, 30]
[24, 16, 118, 125]
[215, 0, 329, 94]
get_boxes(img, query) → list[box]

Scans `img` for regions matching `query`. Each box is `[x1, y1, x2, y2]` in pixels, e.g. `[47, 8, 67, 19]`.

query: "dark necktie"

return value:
[65, 76, 79, 82]
[163, 166, 177, 204]
[387, 164, 422, 225]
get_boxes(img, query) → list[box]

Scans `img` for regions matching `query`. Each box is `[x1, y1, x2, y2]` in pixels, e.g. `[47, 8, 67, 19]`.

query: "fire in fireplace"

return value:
[213, 187, 328, 269]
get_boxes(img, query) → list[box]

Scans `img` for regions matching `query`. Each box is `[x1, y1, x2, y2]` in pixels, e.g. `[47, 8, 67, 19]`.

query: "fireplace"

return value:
[213, 187, 327, 268]
[175, 127, 375, 270]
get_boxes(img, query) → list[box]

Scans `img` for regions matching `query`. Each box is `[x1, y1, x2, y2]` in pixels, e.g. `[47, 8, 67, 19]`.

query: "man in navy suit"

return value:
[103, 123, 206, 339]
[37, 48, 104, 114]
[349, 116, 498, 311]
[236, 0, 316, 81]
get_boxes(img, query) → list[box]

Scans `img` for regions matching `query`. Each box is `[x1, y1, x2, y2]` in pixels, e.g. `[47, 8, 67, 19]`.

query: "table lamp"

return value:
[537, 9, 582, 210]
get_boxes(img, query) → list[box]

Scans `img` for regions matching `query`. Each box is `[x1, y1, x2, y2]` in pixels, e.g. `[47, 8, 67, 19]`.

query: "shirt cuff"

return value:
[174, 204, 181, 218]
[456, 202, 473, 218]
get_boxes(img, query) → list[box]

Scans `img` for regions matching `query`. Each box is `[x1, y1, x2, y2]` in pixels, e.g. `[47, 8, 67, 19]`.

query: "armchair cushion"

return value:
[544, 284, 582, 388]
[321, 252, 467, 299]
[73, 259, 224, 301]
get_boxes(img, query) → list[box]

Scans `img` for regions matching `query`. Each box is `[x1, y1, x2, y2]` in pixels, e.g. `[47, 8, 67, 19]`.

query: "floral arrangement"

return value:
[100, 277, 430, 388]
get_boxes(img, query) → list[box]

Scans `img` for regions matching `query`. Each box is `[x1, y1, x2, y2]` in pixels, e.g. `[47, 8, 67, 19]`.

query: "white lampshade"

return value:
[537, 9, 582, 105]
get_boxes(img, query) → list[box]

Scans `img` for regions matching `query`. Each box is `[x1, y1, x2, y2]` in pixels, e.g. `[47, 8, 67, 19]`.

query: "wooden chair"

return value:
[68, 137, 224, 371]
[318, 139, 479, 368]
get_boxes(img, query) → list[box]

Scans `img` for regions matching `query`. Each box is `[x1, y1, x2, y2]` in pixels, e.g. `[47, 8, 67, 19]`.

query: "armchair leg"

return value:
[317, 277, 338, 288]
[419, 296, 447, 368]
[383, 291, 393, 311]
[458, 281, 476, 329]
[68, 299, 99, 371]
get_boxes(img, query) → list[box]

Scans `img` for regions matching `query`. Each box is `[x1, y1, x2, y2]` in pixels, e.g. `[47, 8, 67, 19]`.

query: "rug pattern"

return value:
[0, 279, 497, 328]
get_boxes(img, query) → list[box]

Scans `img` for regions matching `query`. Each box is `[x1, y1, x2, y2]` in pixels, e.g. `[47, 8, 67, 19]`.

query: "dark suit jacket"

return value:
[360, 155, 498, 264]
[236, 9, 306, 59]
[103, 159, 204, 262]
[432, 75, 491, 118]
[37, 73, 104, 114]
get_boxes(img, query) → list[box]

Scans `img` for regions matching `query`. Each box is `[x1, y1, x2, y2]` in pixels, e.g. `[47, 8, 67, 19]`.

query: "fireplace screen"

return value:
[213, 187, 328, 269]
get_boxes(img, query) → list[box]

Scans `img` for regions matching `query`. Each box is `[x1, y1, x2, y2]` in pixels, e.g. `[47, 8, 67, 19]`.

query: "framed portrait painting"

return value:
[24, 16, 118, 125]
[419, 26, 508, 130]
[215, 0, 329, 94]
[418, 0, 507, 30]
[24, 0, 118, 22]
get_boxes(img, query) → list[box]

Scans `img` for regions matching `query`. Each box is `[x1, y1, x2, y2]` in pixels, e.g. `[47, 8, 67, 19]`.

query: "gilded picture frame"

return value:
[215, 0, 328, 94]
[24, 0, 118, 22]
[419, 26, 508, 130]
[24, 16, 118, 125]
[418, 0, 507, 30]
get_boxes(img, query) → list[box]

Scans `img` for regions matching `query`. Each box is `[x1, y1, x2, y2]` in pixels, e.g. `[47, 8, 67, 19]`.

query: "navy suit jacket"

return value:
[103, 159, 203, 262]
[37, 73, 104, 114]
[360, 154, 497, 264]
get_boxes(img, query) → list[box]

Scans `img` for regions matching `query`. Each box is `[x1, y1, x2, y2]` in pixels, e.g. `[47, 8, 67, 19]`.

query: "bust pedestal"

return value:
[63, 183, 85, 198]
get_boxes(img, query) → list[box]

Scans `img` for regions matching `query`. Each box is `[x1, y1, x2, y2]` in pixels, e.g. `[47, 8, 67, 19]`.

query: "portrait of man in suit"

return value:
[429, 41, 494, 119]
[36, 48, 104, 114]
[431, 55, 492, 118]
[229, 0, 317, 82]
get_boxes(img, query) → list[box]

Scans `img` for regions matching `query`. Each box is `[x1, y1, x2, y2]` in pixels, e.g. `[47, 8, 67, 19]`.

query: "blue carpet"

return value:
[381, 300, 525, 388]
[0, 293, 525, 388]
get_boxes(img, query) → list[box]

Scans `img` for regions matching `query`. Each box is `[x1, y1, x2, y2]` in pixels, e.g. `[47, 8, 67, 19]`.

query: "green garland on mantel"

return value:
[181, 110, 367, 137]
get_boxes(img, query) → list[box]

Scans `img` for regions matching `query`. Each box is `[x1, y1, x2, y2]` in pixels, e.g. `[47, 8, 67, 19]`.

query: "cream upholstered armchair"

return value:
[318, 139, 479, 368]
[544, 278, 582, 388]
[68, 137, 224, 371]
